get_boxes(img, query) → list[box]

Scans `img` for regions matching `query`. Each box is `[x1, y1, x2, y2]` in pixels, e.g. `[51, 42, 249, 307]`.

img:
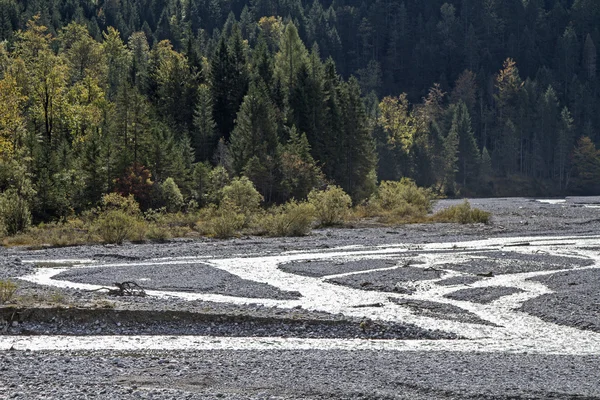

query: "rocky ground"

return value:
[1, 196, 600, 399]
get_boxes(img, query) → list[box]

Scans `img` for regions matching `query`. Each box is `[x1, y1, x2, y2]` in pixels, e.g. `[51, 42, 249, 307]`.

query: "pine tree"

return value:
[570, 136, 600, 195]
[497, 119, 519, 176]
[210, 27, 249, 141]
[479, 146, 492, 184]
[210, 36, 233, 139]
[319, 58, 343, 180]
[127, 31, 150, 94]
[252, 35, 274, 86]
[150, 39, 196, 138]
[536, 85, 560, 178]
[228, 24, 249, 128]
[583, 33, 597, 80]
[229, 80, 279, 200]
[556, 25, 578, 97]
[280, 126, 325, 201]
[274, 21, 308, 93]
[193, 84, 217, 163]
[103, 27, 131, 101]
[556, 106, 574, 190]
[453, 102, 480, 188]
[338, 77, 376, 201]
[441, 118, 459, 194]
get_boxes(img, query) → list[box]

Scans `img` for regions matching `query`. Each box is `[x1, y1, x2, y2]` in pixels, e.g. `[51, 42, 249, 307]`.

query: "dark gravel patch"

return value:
[326, 267, 442, 294]
[388, 298, 498, 326]
[279, 258, 418, 278]
[55, 263, 301, 300]
[445, 286, 524, 304]
[1, 350, 599, 399]
[520, 269, 600, 332]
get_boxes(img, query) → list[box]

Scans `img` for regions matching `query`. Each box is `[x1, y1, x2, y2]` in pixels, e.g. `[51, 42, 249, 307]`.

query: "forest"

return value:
[0, 0, 599, 238]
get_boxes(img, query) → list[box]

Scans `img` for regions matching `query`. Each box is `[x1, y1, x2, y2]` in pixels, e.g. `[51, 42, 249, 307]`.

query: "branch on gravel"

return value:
[87, 282, 147, 297]
[424, 266, 444, 272]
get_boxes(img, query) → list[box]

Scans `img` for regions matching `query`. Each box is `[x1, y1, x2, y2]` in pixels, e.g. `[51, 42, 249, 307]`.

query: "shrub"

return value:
[372, 179, 433, 213]
[263, 200, 316, 237]
[129, 219, 149, 242]
[205, 202, 245, 239]
[146, 223, 172, 241]
[221, 176, 263, 215]
[432, 200, 491, 224]
[0, 190, 31, 235]
[367, 179, 434, 223]
[100, 193, 141, 215]
[160, 178, 184, 213]
[308, 185, 352, 226]
[32, 219, 91, 247]
[93, 193, 144, 244]
[0, 280, 17, 304]
[93, 210, 139, 244]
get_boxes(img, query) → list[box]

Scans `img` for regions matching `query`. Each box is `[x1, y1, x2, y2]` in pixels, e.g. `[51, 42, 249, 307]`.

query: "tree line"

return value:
[1, 0, 600, 228]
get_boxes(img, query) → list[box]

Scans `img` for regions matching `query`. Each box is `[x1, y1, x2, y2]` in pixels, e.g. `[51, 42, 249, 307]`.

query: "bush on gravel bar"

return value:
[308, 185, 352, 226]
[221, 177, 263, 214]
[262, 200, 316, 237]
[367, 179, 434, 223]
[93, 193, 144, 244]
[94, 210, 139, 244]
[159, 178, 184, 213]
[432, 200, 490, 224]
[203, 201, 245, 239]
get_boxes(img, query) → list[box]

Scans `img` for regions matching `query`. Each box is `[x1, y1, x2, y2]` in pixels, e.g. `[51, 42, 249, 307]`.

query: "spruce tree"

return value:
[274, 21, 308, 93]
[556, 106, 574, 189]
[453, 102, 480, 188]
[338, 77, 376, 201]
[229, 80, 280, 200]
[193, 84, 217, 163]
[210, 36, 234, 139]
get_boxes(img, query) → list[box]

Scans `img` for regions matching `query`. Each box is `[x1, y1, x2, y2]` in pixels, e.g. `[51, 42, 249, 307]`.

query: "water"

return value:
[5, 235, 600, 355]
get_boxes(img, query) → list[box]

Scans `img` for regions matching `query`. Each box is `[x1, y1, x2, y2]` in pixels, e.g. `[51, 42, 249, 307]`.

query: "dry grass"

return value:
[3, 219, 94, 248]
[261, 201, 316, 237]
[0, 184, 492, 247]
[431, 200, 491, 224]
[0, 280, 17, 304]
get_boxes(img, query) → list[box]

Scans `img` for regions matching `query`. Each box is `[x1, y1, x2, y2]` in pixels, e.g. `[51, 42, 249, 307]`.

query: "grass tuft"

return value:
[0, 280, 17, 304]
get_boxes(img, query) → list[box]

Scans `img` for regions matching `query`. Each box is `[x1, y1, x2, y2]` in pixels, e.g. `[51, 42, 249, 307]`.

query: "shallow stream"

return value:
[4, 235, 600, 355]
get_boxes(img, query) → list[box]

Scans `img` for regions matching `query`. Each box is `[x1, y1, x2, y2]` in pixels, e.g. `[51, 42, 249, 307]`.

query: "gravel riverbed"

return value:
[2, 197, 600, 399]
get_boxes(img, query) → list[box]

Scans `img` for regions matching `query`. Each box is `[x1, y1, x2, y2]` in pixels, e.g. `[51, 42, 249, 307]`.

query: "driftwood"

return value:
[88, 281, 147, 297]
[352, 303, 384, 308]
[424, 266, 444, 272]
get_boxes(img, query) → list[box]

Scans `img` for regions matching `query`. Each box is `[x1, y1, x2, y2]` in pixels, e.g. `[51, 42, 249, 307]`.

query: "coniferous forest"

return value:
[0, 0, 600, 239]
